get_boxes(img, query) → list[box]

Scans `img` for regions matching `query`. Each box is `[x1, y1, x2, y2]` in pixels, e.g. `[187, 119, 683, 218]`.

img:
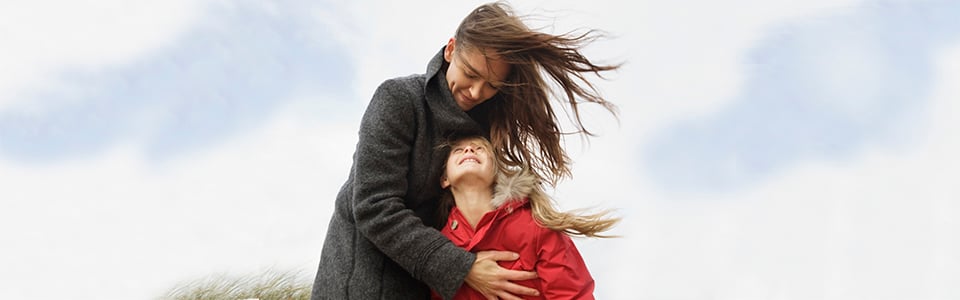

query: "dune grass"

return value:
[162, 269, 312, 300]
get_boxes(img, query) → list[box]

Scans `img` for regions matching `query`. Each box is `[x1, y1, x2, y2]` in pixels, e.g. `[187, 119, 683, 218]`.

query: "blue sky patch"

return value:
[644, 0, 960, 193]
[0, 0, 352, 163]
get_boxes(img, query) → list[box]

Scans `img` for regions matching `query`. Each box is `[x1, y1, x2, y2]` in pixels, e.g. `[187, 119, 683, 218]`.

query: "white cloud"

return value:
[0, 0, 207, 112]
[556, 42, 960, 299]
[0, 94, 354, 298]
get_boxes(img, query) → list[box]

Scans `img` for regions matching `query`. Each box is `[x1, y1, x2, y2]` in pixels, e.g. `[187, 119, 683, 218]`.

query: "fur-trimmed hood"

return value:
[491, 167, 540, 208]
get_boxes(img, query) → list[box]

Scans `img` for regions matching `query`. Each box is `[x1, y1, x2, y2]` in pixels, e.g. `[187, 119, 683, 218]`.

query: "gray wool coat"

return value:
[312, 47, 497, 300]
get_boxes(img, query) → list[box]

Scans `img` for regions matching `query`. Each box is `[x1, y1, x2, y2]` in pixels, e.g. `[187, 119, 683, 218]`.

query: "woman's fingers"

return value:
[500, 280, 539, 296]
[476, 250, 519, 262]
[499, 268, 538, 282]
[468, 250, 541, 298]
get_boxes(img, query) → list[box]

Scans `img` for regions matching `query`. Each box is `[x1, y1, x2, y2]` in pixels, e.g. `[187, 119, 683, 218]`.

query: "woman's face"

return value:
[443, 39, 511, 111]
[442, 138, 496, 189]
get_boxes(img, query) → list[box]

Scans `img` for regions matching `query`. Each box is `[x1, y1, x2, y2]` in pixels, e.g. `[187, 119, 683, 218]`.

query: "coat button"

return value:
[451, 220, 459, 230]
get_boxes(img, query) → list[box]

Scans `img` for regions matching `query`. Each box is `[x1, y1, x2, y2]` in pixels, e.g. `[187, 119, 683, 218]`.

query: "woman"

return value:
[434, 136, 619, 300]
[312, 2, 620, 299]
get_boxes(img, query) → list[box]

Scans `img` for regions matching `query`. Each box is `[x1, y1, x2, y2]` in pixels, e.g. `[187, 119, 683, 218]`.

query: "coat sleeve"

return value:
[536, 227, 596, 300]
[352, 78, 475, 299]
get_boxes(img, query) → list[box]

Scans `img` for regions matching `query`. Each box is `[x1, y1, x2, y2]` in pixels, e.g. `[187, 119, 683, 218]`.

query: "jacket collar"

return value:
[491, 168, 539, 208]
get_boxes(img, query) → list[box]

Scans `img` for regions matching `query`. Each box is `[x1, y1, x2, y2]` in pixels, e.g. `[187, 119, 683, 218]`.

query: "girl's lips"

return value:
[458, 154, 480, 165]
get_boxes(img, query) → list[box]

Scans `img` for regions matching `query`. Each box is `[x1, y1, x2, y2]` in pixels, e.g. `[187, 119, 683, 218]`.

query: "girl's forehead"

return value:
[452, 138, 487, 147]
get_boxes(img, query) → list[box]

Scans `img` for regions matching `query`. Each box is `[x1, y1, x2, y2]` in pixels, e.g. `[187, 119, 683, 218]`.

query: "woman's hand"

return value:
[465, 250, 539, 300]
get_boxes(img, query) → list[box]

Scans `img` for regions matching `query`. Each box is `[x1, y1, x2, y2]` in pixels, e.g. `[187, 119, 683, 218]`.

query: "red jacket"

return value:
[436, 197, 596, 299]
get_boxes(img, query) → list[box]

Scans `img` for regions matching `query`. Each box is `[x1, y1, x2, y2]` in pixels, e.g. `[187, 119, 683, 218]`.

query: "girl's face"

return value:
[442, 138, 496, 189]
[443, 38, 511, 111]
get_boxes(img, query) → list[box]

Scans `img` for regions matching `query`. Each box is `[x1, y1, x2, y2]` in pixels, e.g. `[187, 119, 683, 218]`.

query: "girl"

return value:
[312, 2, 620, 299]
[434, 135, 618, 300]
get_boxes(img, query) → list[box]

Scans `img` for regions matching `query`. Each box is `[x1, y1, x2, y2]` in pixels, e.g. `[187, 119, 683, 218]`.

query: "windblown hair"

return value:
[452, 1, 621, 186]
[437, 136, 619, 238]
[492, 164, 620, 238]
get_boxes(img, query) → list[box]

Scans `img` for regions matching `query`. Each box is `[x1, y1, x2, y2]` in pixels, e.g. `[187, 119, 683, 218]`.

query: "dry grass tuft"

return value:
[162, 269, 311, 300]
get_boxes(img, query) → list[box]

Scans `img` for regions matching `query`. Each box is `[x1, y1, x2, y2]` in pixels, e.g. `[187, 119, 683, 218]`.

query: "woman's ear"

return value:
[443, 38, 456, 63]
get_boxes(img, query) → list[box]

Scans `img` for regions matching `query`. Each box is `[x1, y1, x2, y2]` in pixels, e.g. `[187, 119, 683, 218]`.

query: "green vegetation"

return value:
[162, 269, 312, 300]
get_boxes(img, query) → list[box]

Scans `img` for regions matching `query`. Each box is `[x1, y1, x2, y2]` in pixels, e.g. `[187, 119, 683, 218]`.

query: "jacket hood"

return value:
[491, 168, 539, 208]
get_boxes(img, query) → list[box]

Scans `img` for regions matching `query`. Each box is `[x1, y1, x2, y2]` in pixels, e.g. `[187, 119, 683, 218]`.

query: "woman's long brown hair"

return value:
[453, 2, 621, 186]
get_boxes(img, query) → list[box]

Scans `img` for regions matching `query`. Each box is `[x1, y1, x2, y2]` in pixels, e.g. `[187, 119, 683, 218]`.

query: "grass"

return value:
[161, 269, 312, 300]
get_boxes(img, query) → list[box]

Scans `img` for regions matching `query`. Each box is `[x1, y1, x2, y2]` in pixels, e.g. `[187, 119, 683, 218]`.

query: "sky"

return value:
[1, 0, 958, 299]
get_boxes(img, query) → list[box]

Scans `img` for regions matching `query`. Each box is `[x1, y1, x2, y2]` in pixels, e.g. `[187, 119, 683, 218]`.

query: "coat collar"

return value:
[425, 46, 447, 80]
[424, 46, 458, 112]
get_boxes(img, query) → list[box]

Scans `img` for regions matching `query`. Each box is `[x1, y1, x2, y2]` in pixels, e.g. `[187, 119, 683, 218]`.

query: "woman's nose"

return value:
[469, 82, 484, 99]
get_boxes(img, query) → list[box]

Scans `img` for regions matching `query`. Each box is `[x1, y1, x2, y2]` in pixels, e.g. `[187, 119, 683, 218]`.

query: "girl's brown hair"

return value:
[453, 2, 620, 186]
[438, 136, 619, 237]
